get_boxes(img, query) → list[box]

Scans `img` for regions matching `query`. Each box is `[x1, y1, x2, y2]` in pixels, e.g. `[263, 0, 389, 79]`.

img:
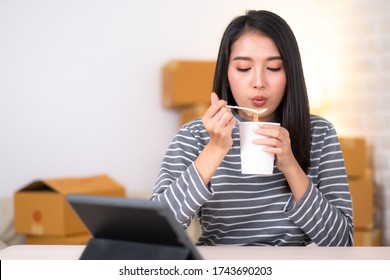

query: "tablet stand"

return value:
[80, 238, 195, 260]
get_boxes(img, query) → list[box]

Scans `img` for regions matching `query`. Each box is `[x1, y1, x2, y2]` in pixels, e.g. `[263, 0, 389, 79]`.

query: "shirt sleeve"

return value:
[151, 125, 213, 229]
[284, 124, 354, 246]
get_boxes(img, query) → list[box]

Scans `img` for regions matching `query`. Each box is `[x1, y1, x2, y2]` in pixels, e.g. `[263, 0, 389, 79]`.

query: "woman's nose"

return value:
[252, 69, 265, 89]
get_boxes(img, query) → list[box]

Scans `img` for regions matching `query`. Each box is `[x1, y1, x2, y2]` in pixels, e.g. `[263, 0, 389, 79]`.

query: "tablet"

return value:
[67, 194, 202, 260]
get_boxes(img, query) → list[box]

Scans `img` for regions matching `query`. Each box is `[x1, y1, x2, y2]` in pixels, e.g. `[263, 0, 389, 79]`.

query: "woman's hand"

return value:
[194, 93, 236, 187]
[252, 123, 296, 173]
[253, 123, 309, 202]
[202, 92, 236, 152]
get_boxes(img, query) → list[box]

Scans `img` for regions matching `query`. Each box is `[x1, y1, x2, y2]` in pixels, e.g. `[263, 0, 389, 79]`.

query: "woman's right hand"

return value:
[195, 93, 236, 187]
[202, 92, 236, 153]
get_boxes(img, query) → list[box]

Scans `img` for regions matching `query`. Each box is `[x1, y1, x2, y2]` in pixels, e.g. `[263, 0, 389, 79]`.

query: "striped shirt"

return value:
[152, 113, 354, 246]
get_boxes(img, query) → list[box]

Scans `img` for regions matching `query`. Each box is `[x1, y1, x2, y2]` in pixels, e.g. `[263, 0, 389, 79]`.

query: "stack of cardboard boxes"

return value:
[14, 174, 126, 245]
[339, 137, 382, 246]
[162, 60, 215, 125]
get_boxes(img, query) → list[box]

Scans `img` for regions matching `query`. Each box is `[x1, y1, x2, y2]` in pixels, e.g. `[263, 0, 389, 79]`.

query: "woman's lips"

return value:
[251, 96, 267, 107]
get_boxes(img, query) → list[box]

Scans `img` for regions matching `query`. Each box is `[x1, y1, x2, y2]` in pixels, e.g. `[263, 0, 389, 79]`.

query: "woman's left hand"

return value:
[253, 123, 309, 202]
[252, 123, 299, 174]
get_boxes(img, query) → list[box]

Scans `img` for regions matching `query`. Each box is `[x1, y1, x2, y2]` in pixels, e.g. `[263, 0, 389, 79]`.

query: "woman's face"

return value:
[227, 31, 286, 121]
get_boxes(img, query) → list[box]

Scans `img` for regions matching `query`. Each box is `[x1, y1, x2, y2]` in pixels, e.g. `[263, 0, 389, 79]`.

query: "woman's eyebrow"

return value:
[267, 56, 282, 61]
[232, 56, 282, 61]
[232, 56, 252, 61]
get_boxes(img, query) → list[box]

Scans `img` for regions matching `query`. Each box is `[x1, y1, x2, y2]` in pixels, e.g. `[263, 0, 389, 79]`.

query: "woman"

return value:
[152, 10, 353, 246]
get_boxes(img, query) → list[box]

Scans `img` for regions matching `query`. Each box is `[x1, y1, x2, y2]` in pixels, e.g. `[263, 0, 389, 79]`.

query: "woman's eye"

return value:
[237, 67, 251, 72]
[267, 67, 282, 72]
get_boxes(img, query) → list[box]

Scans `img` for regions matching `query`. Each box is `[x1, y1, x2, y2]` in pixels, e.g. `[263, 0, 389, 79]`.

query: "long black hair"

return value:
[213, 10, 311, 173]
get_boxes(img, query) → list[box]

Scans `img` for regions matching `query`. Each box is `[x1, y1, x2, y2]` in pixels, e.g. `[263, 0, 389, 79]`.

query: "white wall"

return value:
[0, 0, 319, 197]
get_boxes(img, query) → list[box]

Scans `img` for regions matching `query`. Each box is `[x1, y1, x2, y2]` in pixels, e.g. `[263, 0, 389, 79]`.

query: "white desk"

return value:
[0, 245, 389, 260]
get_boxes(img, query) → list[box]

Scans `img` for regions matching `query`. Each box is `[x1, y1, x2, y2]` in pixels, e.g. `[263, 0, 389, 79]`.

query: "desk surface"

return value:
[0, 245, 389, 260]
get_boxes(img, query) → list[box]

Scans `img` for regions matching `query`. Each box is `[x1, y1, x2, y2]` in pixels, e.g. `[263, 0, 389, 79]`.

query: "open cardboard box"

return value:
[26, 232, 92, 245]
[14, 174, 126, 236]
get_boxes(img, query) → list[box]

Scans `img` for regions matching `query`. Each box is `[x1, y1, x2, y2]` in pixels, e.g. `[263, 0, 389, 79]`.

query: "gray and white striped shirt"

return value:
[152, 114, 354, 246]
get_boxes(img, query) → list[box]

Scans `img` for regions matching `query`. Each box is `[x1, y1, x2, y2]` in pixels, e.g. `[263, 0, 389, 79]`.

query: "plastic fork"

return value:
[226, 105, 268, 115]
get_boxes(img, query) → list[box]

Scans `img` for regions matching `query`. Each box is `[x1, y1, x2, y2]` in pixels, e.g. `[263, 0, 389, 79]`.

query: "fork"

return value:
[226, 105, 268, 114]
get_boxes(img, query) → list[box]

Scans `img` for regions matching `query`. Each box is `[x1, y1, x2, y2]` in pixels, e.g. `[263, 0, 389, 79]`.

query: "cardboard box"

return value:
[349, 168, 374, 229]
[14, 174, 126, 236]
[26, 232, 92, 245]
[162, 60, 216, 108]
[339, 137, 367, 177]
[354, 227, 382, 246]
[179, 103, 209, 126]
